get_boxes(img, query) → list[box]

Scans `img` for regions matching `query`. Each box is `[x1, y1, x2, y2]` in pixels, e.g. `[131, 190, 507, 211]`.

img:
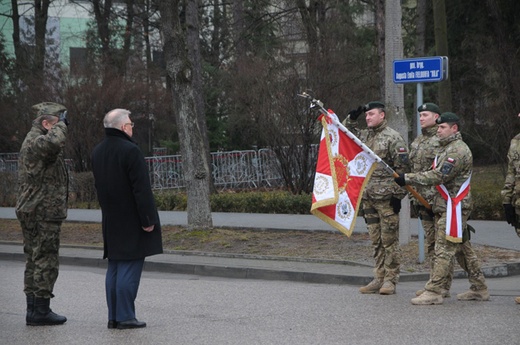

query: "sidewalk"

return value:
[1, 207, 519, 285]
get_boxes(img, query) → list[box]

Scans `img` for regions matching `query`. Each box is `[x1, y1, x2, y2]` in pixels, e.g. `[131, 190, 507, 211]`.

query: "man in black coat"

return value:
[92, 108, 163, 329]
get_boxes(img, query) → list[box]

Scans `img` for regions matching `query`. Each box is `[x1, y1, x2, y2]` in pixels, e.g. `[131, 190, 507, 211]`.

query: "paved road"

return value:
[1, 207, 519, 250]
[1, 261, 518, 345]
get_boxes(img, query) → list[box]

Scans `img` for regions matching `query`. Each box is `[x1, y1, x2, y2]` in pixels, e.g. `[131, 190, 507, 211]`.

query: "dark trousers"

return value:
[105, 258, 144, 322]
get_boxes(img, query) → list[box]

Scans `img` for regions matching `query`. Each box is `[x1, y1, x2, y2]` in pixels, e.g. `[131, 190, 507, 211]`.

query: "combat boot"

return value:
[515, 297, 520, 304]
[379, 281, 396, 295]
[411, 291, 443, 305]
[27, 297, 67, 326]
[415, 288, 450, 298]
[456, 289, 490, 301]
[359, 278, 383, 294]
[25, 295, 34, 325]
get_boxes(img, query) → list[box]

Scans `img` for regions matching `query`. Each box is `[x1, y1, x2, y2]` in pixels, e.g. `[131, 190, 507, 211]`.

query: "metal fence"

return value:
[0, 153, 18, 173]
[147, 148, 288, 190]
[1, 148, 311, 190]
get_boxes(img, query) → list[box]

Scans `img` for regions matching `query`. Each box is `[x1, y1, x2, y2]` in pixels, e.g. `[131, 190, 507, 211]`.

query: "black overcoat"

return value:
[92, 128, 163, 260]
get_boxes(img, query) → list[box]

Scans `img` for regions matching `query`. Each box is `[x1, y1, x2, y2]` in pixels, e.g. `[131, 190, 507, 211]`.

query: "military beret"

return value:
[417, 102, 441, 115]
[32, 102, 67, 118]
[364, 101, 385, 111]
[436, 112, 459, 124]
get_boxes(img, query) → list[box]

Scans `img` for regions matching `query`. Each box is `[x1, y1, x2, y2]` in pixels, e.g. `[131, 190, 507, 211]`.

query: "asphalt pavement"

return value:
[2, 261, 519, 345]
[1, 207, 520, 344]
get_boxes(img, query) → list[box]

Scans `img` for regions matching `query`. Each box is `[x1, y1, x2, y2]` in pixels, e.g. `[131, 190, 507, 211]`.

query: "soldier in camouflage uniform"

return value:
[410, 103, 453, 298]
[344, 101, 409, 295]
[501, 112, 520, 304]
[16, 102, 69, 325]
[395, 112, 489, 305]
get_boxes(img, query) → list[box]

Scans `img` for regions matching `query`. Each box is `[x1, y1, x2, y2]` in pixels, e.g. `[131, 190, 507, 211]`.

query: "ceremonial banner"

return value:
[311, 110, 377, 237]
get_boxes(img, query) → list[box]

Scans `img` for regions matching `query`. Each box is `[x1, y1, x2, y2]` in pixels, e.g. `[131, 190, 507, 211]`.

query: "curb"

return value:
[2, 243, 520, 286]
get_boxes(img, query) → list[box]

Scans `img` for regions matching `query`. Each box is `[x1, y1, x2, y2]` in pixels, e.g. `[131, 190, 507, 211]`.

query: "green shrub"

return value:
[159, 190, 314, 214]
[470, 165, 505, 220]
[0, 164, 508, 220]
[154, 191, 188, 210]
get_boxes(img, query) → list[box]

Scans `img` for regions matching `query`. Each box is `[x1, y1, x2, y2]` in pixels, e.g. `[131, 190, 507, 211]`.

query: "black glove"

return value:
[394, 173, 406, 187]
[504, 204, 516, 226]
[390, 197, 401, 214]
[347, 106, 364, 121]
[59, 110, 69, 126]
[426, 207, 435, 218]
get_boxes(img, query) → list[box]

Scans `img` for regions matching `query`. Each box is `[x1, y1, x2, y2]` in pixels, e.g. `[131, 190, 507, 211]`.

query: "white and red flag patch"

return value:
[311, 110, 378, 237]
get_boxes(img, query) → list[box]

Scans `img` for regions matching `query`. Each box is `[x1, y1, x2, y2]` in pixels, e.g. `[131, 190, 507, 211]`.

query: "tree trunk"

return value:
[186, 0, 213, 193]
[158, 0, 212, 229]
[384, 0, 410, 244]
[34, 0, 50, 87]
[374, 0, 385, 98]
[432, 0, 452, 111]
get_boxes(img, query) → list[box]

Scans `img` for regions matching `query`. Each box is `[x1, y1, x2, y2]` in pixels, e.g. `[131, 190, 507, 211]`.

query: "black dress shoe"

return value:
[107, 320, 118, 329]
[116, 318, 146, 329]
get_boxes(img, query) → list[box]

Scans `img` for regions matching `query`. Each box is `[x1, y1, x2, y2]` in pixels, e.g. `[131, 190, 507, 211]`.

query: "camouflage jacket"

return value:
[16, 120, 68, 222]
[409, 125, 441, 205]
[344, 118, 409, 200]
[406, 132, 472, 213]
[502, 133, 520, 206]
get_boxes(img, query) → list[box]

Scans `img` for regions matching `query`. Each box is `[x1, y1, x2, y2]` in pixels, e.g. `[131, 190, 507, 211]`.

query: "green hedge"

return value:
[154, 190, 312, 214]
[0, 167, 510, 220]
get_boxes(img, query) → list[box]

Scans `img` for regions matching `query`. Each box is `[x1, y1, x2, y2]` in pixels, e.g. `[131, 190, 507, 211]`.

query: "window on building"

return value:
[70, 47, 87, 76]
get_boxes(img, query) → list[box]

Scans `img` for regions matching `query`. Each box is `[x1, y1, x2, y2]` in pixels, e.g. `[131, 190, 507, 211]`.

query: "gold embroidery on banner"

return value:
[353, 154, 368, 175]
[333, 155, 351, 193]
[314, 175, 329, 195]
[336, 201, 352, 220]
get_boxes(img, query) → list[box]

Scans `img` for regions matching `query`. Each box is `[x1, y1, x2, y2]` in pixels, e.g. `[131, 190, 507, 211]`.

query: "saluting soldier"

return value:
[344, 101, 409, 295]
[395, 112, 489, 305]
[16, 102, 70, 325]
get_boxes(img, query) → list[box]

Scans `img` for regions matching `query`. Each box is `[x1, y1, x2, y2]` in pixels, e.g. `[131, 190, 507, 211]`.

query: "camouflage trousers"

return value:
[362, 199, 401, 284]
[418, 206, 454, 291]
[21, 220, 62, 298]
[425, 210, 487, 294]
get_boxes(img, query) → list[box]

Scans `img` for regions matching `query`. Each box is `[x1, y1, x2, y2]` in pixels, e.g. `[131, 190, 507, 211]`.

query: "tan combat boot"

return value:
[379, 281, 396, 295]
[456, 289, 490, 301]
[359, 278, 383, 294]
[416, 288, 450, 298]
[411, 291, 443, 305]
[515, 297, 520, 304]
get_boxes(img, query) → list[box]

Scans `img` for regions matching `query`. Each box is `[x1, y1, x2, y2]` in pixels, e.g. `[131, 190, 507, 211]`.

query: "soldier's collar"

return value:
[369, 119, 387, 133]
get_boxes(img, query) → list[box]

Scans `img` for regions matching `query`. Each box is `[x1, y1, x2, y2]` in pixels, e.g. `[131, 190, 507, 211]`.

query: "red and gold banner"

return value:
[311, 110, 377, 237]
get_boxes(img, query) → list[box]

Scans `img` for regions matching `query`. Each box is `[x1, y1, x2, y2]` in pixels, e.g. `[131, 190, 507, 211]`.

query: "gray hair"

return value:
[103, 108, 131, 128]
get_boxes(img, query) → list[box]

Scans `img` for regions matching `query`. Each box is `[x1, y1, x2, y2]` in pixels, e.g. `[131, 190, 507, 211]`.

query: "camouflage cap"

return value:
[417, 102, 441, 115]
[32, 102, 66, 118]
[364, 101, 385, 111]
[436, 112, 459, 124]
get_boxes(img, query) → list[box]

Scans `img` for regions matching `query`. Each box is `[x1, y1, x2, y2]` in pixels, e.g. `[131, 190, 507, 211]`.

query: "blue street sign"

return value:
[393, 56, 448, 83]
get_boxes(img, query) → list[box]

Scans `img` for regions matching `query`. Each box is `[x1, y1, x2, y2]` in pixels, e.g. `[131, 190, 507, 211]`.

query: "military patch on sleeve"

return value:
[440, 161, 454, 175]
[397, 147, 409, 164]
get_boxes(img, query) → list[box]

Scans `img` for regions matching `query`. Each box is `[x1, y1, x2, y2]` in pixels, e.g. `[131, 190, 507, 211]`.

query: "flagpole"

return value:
[298, 92, 432, 211]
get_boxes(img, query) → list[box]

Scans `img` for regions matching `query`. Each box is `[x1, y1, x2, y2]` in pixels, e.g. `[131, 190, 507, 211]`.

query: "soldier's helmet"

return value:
[32, 102, 67, 118]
